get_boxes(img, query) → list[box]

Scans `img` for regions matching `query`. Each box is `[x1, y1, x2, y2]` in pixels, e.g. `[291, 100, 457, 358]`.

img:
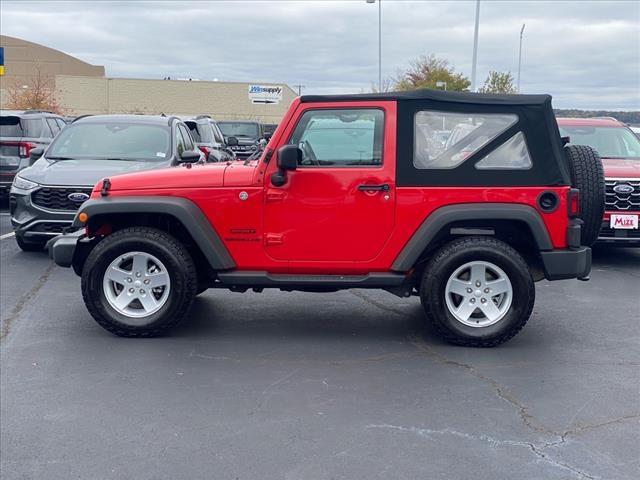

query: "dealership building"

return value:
[0, 35, 297, 123]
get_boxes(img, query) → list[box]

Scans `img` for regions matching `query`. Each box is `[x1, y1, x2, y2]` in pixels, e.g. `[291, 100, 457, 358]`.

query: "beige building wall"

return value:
[0, 35, 104, 86]
[56, 76, 298, 123]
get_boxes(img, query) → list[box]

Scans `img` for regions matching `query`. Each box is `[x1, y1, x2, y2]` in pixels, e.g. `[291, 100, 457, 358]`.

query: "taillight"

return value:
[568, 188, 580, 217]
[18, 142, 35, 158]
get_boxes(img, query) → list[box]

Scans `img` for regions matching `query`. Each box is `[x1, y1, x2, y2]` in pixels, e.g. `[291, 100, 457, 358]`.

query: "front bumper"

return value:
[597, 211, 640, 245]
[47, 229, 85, 267]
[10, 187, 79, 242]
[540, 247, 592, 281]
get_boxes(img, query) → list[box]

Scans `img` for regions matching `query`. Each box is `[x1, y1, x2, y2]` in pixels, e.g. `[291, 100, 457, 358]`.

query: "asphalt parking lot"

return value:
[1, 202, 638, 480]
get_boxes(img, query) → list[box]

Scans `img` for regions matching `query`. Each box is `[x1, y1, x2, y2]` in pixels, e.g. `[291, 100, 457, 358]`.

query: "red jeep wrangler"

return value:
[49, 90, 602, 347]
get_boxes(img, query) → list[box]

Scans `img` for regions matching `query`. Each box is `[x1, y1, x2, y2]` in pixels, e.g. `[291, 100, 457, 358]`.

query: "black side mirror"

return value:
[226, 136, 239, 146]
[29, 147, 44, 164]
[179, 150, 201, 164]
[271, 145, 300, 187]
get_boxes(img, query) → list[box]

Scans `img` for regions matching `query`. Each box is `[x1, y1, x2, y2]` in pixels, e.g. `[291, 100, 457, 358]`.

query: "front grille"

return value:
[605, 179, 640, 211]
[31, 187, 93, 211]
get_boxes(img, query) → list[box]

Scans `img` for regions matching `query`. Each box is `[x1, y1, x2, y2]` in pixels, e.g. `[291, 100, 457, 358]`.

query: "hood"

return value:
[601, 157, 640, 179]
[20, 157, 171, 186]
[104, 161, 230, 192]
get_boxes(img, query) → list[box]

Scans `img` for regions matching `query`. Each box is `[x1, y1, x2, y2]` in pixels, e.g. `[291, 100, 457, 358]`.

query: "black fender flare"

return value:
[391, 203, 553, 272]
[74, 196, 235, 270]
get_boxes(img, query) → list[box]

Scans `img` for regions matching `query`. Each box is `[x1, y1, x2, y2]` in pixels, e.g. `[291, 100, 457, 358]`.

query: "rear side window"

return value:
[288, 109, 384, 166]
[0, 116, 44, 138]
[475, 132, 532, 170]
[414, 111, 517, 169]
[185, 121, 211, 143]
[47, 118, 61, 136]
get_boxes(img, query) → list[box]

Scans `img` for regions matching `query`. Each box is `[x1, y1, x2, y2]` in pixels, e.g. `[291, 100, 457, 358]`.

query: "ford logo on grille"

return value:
[68, 192, 90, 202]
[613, 184, 634, 194]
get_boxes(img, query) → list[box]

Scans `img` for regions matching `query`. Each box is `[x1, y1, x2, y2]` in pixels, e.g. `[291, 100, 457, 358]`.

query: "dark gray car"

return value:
[10, 114, 203, 251]
[217, 120, 265, 159]
[1, 110, 67, 196]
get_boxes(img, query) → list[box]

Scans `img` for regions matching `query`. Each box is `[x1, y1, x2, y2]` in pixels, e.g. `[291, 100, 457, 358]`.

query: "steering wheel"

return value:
[299, 140, 319, 165]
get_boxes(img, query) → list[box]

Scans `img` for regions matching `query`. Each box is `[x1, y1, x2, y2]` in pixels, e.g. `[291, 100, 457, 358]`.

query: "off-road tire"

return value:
[81, 227, 197, 337]
[420, 237, 535, 347]
[564, 144, 605, 247]
[15, 234, 45, 252]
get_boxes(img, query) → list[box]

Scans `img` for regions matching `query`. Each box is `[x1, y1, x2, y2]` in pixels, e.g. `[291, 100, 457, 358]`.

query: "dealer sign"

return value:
[248, 85, 283, 105]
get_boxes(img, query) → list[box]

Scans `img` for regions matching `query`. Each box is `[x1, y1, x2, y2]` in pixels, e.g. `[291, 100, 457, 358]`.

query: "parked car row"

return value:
[0, 110, 67, 195]
[2, 110, 277, 251]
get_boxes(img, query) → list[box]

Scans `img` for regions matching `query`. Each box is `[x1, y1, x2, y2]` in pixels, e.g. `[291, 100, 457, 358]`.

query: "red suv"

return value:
[557, 117, 640, 245]
[49, 90, 602, 347]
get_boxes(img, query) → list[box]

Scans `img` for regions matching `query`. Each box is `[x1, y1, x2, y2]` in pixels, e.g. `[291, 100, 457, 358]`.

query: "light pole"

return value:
[517, 23, 525, 92]
[470, 0, 480, 92]
[366, 0, 382, 92]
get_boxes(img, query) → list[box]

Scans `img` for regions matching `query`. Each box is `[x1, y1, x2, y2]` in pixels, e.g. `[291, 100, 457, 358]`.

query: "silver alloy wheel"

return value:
[102, 251, 171, 322]
[444, 260, 513, 328]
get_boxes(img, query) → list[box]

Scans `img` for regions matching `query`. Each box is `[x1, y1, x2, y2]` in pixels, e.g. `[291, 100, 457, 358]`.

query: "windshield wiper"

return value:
[46, 156, 75, 160]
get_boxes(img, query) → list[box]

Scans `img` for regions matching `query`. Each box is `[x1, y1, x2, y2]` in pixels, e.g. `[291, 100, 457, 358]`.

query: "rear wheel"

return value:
[420, 237, 534, 347]
[81, 227, 197, 337]
[564, 144, 605, 246]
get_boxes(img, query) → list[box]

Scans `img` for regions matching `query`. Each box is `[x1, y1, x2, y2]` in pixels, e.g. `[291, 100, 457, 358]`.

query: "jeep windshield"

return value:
[218, 122, 259, 139]
[46, 123, 171, 161]
[559, 125, 640, 160]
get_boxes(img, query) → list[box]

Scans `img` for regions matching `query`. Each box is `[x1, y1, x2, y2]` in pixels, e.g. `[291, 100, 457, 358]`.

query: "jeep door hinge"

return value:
[264, 233, 284, 246]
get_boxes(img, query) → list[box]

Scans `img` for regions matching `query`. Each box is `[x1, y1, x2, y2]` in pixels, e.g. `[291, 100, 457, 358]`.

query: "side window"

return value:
[212, 123, 225, 144]
[288, 109, 384, 166]
[41, 119, 54, 138]
[46, 118, 61, 136]
[179, 125, 194, 151]
[413, 111, 517, 169]
[475, 132, 532, 170]
[175, 126, 186, 156]
[56, 119, 67, 130]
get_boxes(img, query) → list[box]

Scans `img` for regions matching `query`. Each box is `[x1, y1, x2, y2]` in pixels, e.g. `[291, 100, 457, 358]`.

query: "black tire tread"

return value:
[564, 144, 605, 247]
[421, 236, 535, 348]
[81, 227, 197, 337]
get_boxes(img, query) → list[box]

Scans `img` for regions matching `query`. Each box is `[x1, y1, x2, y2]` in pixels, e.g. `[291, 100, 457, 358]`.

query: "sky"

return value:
[1, 0, 639, 110]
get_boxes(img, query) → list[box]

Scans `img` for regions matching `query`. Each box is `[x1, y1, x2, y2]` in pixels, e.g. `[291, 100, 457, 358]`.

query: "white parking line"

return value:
[0, 232, 16, 240]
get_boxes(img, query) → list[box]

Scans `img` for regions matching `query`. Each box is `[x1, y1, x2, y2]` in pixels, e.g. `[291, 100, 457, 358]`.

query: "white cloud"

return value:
[1, 0, 638, 109]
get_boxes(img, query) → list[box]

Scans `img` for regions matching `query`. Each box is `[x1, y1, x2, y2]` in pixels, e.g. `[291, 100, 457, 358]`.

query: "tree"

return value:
[393, 55, 471, 92]
[4, 67, 63, 113]
[478, 71, 517, 94]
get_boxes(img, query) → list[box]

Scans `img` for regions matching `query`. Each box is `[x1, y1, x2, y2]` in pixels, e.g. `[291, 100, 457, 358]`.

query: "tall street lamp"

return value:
[366, 0, 382, 92]
[470, 0, 481, 92]
[517, 23, 526, 92]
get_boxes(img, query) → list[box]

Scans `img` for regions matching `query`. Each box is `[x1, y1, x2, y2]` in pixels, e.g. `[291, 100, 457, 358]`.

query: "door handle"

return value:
[357, 183, 389, 192]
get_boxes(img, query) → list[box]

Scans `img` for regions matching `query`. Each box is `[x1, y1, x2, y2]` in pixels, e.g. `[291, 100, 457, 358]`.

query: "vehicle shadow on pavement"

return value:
[171, 291, 438, 344]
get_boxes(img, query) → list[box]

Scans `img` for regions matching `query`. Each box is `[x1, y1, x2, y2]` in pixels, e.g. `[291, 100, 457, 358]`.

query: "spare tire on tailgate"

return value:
[564, 144, 605, 247]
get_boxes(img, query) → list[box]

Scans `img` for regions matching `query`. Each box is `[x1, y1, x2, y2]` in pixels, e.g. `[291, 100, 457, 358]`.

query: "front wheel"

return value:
[81, 227, 197, 337]
[420, 237, 535, 347]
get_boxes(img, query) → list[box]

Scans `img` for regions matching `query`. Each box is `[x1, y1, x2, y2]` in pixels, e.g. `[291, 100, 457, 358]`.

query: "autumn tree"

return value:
[393, 55, 471, 92]
[4, 67, 63, 113]
[478, 71, 517, 94]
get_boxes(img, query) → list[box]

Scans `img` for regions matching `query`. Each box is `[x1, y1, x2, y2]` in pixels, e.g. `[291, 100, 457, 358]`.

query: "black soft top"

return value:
[302, 89, 570, 187]
[301, 89, 552, 107]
